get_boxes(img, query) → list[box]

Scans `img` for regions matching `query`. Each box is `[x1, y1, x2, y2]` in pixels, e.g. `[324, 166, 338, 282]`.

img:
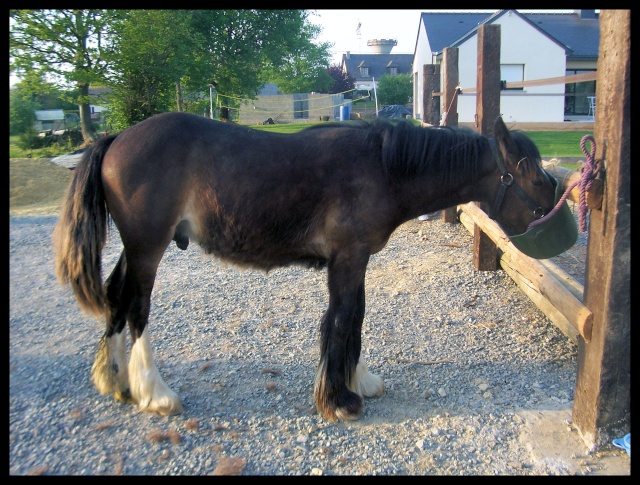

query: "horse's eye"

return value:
[532, 180, 543, 186]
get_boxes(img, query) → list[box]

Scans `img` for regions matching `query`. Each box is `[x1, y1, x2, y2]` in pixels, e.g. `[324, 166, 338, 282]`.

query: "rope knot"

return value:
[528, 134, 598, 233]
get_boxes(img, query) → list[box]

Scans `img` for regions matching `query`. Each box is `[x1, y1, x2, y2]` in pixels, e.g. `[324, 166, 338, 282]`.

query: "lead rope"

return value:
[439, 86, 461, 126]
[528, 135, 598, 232]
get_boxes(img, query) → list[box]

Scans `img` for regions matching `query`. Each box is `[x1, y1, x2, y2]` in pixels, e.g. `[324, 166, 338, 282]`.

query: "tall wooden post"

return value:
[473, 24, 501, 270]
[572, 9, 630, 450]
[422, 64, 440, 126]
[442, 47, 459, 127]
[441, 47, 460, 223]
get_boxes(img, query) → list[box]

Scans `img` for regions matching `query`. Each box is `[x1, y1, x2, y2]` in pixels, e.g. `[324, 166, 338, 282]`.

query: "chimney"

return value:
[346, 51, 350, 59]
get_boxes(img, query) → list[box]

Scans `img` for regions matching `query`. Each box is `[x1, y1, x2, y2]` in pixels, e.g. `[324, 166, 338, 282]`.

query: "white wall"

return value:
[413, 11, 567, 123]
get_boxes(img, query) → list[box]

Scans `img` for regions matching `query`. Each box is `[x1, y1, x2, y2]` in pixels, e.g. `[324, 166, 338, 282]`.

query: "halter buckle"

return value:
[500, 172, 514, 186]
[533, 207, 545, 219]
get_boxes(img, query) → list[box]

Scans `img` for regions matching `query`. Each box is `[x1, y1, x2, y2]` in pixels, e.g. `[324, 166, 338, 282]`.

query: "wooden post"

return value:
[422, 64, 440, 126]
[472, 23, 501, 270]
[572, 9, 630, 450]
[442, 47, 459, 127]
[441, 47, 459, 224]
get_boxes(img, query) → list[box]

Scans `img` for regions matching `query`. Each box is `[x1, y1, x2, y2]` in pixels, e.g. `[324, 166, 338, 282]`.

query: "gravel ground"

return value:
[9, 213, 629, 476]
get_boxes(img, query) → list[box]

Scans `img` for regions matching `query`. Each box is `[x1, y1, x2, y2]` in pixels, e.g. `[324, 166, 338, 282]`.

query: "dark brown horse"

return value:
[53, 112, 558, 422]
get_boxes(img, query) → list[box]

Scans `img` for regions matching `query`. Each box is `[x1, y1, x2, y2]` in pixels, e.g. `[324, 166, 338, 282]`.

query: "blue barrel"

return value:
[340, 104, 351, 121]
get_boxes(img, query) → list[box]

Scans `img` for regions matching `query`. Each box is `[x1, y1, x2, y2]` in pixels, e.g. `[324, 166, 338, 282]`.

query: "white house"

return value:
[412, 10, 599, 123]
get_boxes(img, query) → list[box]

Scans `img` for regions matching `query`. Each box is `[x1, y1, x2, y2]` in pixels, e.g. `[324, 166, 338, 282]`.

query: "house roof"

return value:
[421, 9, 599, 61]
[342, 53, 413, 82]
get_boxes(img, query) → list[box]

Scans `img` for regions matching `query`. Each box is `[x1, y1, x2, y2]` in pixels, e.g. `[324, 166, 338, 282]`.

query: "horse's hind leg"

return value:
[91, 252, 132, 403]
[124, 249, 182, 416]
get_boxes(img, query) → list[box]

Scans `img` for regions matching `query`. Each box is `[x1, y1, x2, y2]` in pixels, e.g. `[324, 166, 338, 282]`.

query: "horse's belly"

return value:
[191, 222, 328, 272]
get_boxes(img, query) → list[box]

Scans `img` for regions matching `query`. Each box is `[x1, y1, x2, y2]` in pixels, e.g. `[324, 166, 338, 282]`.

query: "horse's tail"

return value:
[53, 134, 119, 317]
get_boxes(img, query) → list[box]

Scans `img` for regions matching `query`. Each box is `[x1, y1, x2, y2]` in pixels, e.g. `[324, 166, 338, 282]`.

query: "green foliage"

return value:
[10, 9, 122, 142]
[376, 74, 412, 106]
[106, 10, 205, 128]
[324, 65, 356, 96]
[260, 15, 333, 94]
[9, 86, 38, 135]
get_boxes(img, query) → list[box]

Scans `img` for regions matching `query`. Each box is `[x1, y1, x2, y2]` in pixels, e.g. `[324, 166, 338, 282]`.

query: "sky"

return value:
[308, 9, 429, 65]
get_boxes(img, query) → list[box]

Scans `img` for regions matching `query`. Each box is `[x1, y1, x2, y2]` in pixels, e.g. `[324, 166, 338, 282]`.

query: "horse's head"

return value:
[488, 117, 577, 259]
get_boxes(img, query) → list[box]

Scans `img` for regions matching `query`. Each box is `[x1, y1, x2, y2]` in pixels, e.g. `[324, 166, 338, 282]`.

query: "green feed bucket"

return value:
[509, 177, 578, 259]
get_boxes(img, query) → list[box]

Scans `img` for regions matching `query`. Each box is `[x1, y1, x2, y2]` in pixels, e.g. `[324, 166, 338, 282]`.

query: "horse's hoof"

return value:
[114, 388, 134, 404]
[335, 407, 363, 422]
[139, 396, 183, 416]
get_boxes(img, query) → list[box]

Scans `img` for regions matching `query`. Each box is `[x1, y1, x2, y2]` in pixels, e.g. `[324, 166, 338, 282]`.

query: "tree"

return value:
[107, 10, 333, 126]
[376, 73, 412, 106]
[260, 16, 333, 94]
[191, 10, 333, 110]
[106, 10, 211, 129]
[10, 9, 121, 145]
[325, 64, 356, 96]
[9, 85, 38, 136]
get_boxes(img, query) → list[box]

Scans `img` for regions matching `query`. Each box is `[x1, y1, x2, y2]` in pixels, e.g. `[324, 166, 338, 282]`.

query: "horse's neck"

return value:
[395, 151, 497, 221]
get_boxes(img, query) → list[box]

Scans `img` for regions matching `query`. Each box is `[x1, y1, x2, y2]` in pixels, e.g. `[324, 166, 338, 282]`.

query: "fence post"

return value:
[472, 23, 501, 270]
[571, 9, 630, 450]
[422, 64, 440, 126]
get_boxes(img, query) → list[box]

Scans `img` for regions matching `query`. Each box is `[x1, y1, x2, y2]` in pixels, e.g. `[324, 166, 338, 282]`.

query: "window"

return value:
[564, 69, 596, 117]
[360, 67, 369, 77]
[389, 67, 398, 76]
[500, 64, 524, 91]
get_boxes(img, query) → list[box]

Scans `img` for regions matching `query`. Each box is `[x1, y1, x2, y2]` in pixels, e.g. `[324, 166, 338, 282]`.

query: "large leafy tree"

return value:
[10, 9, 121, 144]
[106, 10, 211, 129]
[376, 73, 413, 106]
[190, 10, 332, 110]
[260, 15, 333, 94]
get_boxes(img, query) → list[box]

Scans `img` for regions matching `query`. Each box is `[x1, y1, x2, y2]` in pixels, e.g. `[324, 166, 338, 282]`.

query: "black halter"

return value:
[488, 138, 549, 221]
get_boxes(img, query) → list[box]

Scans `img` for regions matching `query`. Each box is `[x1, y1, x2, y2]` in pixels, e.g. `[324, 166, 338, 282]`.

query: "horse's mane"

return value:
[302, 120, 543, 186]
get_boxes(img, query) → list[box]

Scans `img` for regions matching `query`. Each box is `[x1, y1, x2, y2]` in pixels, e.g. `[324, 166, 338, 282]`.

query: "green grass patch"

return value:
[523, 131, 593, 158]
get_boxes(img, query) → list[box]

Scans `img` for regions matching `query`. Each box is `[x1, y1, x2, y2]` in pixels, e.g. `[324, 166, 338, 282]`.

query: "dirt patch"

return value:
[10, 158, 73, 216]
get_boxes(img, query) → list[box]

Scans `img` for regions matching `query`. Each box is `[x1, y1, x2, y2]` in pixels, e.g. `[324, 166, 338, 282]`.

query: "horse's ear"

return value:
[494, 116, 519, 169]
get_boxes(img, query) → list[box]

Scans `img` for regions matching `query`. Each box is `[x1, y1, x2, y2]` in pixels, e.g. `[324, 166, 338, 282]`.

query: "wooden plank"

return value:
[459, 202, 593, 341]
[572, 9, 631, 450]
[459, 212, 580, 343]
[442, 72, 599, 95]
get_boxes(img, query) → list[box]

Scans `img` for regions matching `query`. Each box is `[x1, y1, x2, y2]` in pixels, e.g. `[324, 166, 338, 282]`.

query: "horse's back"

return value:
[99, 113, 396, 270]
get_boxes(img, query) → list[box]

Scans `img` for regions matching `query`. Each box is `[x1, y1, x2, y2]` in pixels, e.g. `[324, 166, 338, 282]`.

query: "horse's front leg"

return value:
[314, 253, 384, 421]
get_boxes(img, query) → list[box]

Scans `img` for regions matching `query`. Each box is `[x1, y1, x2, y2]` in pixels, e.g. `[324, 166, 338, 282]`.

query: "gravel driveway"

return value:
[9, 214, 628, 475]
